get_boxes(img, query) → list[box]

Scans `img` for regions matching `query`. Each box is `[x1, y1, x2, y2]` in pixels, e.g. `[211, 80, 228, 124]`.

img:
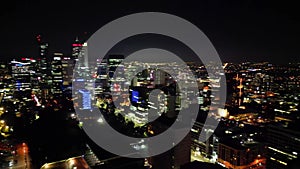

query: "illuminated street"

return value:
[9, 143, 32, 169]
[191, 149, 211, 163]
[40, 156, 90, 169]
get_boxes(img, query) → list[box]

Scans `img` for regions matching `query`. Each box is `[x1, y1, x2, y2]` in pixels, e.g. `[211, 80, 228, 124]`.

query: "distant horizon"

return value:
[1, 54, 299, 66]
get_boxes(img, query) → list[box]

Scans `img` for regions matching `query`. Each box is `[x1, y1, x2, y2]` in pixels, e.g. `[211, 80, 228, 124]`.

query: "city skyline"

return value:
[1, 1, 300, 169]
[1, 53, 299, 168]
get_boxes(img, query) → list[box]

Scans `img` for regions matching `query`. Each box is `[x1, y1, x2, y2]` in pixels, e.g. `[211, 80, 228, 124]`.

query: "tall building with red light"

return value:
[36, 34, 49, 58]
[72, 37, 82, 60]
[36, 35, 49, 76]
[36, 34, 50, 98]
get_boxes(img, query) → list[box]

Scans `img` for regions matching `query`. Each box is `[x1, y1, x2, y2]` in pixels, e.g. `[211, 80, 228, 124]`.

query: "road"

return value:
[9, 143, 32, 169]
[191, 150, 212, 163]
[0, 92, 4, 104]
[40, 156, 90, 169]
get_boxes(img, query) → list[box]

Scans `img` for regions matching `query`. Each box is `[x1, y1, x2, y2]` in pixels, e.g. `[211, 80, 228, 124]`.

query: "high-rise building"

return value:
[94, 59, 107, 94]
[107, 55, 125, 92]
[11, 60, 32, 91]
[217, 138, 265, 169]
[154, 70, 166, 85]
[72, 37, 82, 61]
[77, 42, 89, 69]
[61, 56, 74, 87]
[266, 124, 300, 169]
[35, 34, 50, 98]
[148, 126, 191, 169]
[51, 53, 63, 98]
[191, 122, 217, 159]
[36, 34, 49, 73]
[78, 89, 92, 110]
[107, 55, 125, 94]
[37, 34, 49, 58]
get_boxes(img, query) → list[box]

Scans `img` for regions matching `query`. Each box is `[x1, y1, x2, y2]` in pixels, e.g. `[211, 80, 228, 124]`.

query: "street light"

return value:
[69, 159, 75, 166]
[0, 120, 5, 124]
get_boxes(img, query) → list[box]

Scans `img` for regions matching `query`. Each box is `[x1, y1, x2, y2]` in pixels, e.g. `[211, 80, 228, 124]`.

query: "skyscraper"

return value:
[149, 129, 191, 169]
[51, 53, 63, 98]
[10, 59, 32, 92]
[37, 34, 49, 58]
[79, 42, 89, 68]
[35, 34, 50, 98]
[107, 55, 125, 92]
[61, 56, 74, 87]
[191, 122, 217, 160]
[72, 37, 82, 61]
[78, 89, 92, 110]
[95, 58, 108, 93]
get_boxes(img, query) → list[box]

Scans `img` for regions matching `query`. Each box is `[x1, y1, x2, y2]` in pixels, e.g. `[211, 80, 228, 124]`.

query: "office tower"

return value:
[72, 37, 82, 61]
[154, 70, 166, 85]
[78, 89, 92, 110]
[51, 53, 63, 98]
[77, 42, 88, 68]
[149, 129, 191, 169]
[73, 42, 96, 109]
[128, 86, 152, 124]
[107, 55, 125, 92]
[218, 138, 265, 169]
[35, 35, 50, 98]
[11, 60, 32, 91]
[74, 42, 91, 89]
[36, 34, 49, 73]
[191, 122, 217, 160]
[61, 56, 74, 87]
[95, 58, 108, 93]
[107, 55, 124, 78]
[36, 34, 49, 58]
[73, 41, 89, 77]
[69, 37, 82, 90]
[266, 124, 300, 169]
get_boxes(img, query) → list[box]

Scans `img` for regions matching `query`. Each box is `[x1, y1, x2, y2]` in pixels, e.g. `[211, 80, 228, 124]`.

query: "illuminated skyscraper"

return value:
[107, 55, 125, 92]
[78, 42, 89, 68]
[95, 58, 108, 93]
[78, 89, 92, 110]
[11, 60, 32, 91]
[107, 55, 124, 78]
[72, 37, 82, 61]
[35, 34, 50, 98]
[37, 34, 49, 58]
[51, 53, 63, 97]
[61, 56, 74, 87]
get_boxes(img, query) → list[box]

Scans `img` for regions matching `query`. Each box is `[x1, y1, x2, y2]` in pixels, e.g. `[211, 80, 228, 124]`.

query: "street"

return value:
[9, 143, 32, 169]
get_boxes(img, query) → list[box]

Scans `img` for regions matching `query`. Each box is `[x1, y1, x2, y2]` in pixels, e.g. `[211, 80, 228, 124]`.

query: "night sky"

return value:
[1, 0, 300, 63]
